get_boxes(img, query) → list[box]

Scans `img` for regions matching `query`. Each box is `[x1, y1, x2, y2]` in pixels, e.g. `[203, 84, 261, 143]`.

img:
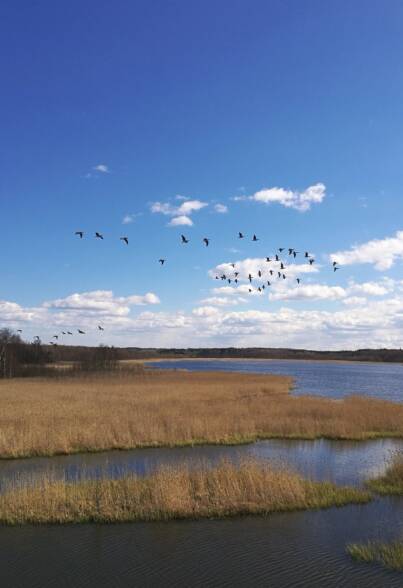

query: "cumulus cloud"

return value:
[269, 284, 346, 302]
[214, 203, 228, 213]
[330, 231, 403, 271]
[239, 183, 326, 212]
[168, 215, 193, 227]
[44, 290, 160, 316]
[200, 296, 247, 306]
[151, 198, 208, 226]
[4, 289, 403, 349]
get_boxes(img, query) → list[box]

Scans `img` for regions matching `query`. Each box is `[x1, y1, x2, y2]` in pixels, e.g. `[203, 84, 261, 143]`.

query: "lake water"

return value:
[150, 359, 403, 402]
[1, 359, 403, 586]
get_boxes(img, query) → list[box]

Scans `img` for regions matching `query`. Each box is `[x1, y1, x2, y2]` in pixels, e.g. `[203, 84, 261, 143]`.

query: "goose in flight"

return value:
[67, 331, 73, 335]
[95, 232, 104, 240]
[279, 248, 285, 253]
[265, 257, 271, 262]
[252, 234, 259, 242]
[230, 263, 236, 268]
[280, 262, 285, 270]
[258, 270, 262, 277]
[98, 325, 104, 331]
[120, 237, 129, 245]
[77, 329, 85, 334]
[332, 261, 338, 267]
[275, 254, 280, 262]
[309, 258, 315, 265]
[238, 232, 244, 239]
[181, 234, 189, 244]
[159, 259, 166, 265]
[75, 231, 84, 239]
[53, 335, 58, 340]
[203, 238, 210, 247]
[17, 329, 22, 333]
[248, 273, 253, 283]
[296, 278, 301, 284]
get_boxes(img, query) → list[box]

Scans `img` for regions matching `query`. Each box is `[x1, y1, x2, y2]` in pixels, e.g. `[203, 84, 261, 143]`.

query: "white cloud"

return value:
[244, 183, 325, 212]
[44, 290, 160, 316]
[151, 199, 208, 226]
[122, 213, 141, 224]
[330, 231, 403, 271]
[93, 164, 109, 173]
[200, 296, 247, 306]
[168, 215, 193, 227]
[342, 297, 367, 306]
[269, 284, 346, 302]
[5, 288, 403, 349]
[348, 279, 393, 296]
[214, 203, 228, 213]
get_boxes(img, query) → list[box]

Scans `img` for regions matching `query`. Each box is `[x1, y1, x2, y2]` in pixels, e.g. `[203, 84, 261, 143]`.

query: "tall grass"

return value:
[367, 452, 403, 495]
[347, 540, 403, 571]
[0, 459, 370, 524]
[0, 370, 402, 459]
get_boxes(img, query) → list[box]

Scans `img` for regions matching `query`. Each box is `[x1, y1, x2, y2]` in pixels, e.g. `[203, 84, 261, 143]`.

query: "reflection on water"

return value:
[1, 438, 402, 492]
[150, 359, 403, 402]
[0, 498, 402, 587]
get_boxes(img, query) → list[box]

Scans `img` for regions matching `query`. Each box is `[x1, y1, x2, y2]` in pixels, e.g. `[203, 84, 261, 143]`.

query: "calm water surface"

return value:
[0, 499, 402, 587]
[151, 359, 403, 402]
[1, 359, 403, 586]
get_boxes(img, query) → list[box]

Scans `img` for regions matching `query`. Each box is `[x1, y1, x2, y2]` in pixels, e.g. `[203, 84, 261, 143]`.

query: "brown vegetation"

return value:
[367, 452, 403, 495]
[347, 540, 403, 571]
[0, 459, 370, 524]
[0, 370, 402, 459]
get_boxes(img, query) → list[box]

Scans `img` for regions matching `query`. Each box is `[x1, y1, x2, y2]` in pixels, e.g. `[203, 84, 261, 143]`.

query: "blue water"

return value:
[150, 359, 403, 402]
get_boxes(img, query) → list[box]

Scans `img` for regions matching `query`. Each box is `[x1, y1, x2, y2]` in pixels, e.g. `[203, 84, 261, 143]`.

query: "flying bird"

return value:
[120, 237, 129, 245]
[296, 278, 301, 284]
[75, 231, 84, 239]
[266, 257, 271, 262]
[95, 232, 104, 240]
[98, 325, 104, 331]
[17, 329, 22, 333]
[203, 238, 210, 247]
[309, 258, 315, 265]
[248, 273, 253, 283]
[258, 270, 262, 277]
[159, 259, 166, 265]
[252, 234, 259, 242]
[238, 232, 244, 239]
[78, 329, 85, 334]
[53, 335, 58, 340]
[181, 234, 189, 244]
[67, 331, 73, 335]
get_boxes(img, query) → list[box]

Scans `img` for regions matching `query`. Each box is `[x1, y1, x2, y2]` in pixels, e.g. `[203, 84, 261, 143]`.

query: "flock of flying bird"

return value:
[18, 230, 341, 345]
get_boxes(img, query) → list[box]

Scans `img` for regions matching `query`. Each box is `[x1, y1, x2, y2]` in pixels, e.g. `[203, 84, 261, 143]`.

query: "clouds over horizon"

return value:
[2, 273, 402, 349]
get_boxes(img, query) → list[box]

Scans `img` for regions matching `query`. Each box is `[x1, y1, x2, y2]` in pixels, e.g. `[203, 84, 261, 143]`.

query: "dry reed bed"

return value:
[0, 370, 402, 459]
[0, 459, 370, 524]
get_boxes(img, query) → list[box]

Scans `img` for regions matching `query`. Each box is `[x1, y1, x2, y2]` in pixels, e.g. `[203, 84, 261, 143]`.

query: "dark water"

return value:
[1, 359, 403, 586]
[0, 499, 402, 587]
[1, 438, 402, 491]
[151, 359, 403, 402]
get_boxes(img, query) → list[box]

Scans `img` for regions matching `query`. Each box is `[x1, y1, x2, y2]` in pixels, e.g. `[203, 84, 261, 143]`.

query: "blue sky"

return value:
[1, 0, 403, 348]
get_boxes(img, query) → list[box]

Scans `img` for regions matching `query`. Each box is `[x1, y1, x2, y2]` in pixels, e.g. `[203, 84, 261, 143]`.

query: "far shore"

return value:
[125, 357, 403, 367]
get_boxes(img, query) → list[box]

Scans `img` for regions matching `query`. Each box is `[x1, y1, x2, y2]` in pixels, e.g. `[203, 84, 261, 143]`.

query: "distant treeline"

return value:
[42, 344, 403, 363]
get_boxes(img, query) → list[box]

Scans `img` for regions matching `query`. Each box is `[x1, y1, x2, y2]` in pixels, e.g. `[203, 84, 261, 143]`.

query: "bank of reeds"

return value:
[0, 370, 402, 459]
[0, 459, 370, 524]
[367, 452, 403, 495]
[347, 540, 403, 571]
